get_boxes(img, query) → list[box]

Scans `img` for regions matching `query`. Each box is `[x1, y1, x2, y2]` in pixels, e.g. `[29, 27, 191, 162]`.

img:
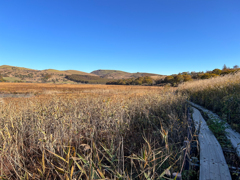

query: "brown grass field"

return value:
[0, 83, 188, 180]
[0, 82, 169, 94]
[179, 71, 240, 132]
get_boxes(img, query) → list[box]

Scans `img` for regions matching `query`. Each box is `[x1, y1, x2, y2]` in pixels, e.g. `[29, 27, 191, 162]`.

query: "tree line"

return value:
[106, 76, 154, 85]
[65, 74, 110, 84]
[163, 64, 240, 86]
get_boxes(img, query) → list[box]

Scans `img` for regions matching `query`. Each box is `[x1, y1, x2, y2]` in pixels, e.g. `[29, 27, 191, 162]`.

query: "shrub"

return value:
[212, 68, 222, 75]
[200, 73, 212, 79]
[164, 76, 174, 83]
[183, 75, 192, 82]
[174, 75, 184, 84]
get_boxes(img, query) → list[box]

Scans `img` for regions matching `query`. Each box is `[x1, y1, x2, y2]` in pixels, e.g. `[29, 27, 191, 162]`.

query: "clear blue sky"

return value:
[0, 0, 239, 75]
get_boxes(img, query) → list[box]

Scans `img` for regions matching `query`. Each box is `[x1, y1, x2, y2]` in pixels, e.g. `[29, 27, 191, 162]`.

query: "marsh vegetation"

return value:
[1, 70, 240, 179]
[0, 84, 188, 179]
[179, 71, 240, 133]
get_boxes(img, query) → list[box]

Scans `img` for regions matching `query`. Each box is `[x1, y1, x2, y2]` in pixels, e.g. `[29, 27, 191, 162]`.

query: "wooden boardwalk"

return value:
[189, 101, 240, 158]
[192, 107, 231, 180]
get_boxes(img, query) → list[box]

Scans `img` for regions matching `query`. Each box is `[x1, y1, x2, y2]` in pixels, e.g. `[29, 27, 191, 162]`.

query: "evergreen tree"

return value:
[222, 64, 227, 70]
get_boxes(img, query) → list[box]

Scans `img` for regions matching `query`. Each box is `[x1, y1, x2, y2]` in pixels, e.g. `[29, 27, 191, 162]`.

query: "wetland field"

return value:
[0, 83, 188, 179]
[1, 70, 239, 179]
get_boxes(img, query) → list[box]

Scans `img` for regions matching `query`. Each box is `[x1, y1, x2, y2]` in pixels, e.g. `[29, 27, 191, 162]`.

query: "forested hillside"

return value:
[91, 69, 161, 79]
[65, 74, 110, 84]
[107, 76, 154, 85]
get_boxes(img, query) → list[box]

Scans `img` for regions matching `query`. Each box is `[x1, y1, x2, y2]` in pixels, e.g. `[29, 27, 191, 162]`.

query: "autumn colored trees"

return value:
[67, 65, 240, 87]
[164, 74, 193, 86]
[164, 65, 240, 86]
[65, 74, 155, 85]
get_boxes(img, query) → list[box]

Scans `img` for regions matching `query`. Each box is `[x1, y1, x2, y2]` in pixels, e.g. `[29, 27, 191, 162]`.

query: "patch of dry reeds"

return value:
[0, 84, 187, 179]
[179, 71, 240, 132]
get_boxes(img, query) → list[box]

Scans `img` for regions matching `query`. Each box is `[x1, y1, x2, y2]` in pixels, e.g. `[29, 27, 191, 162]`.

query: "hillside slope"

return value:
[0, 65, 97, 83]
[64, 70, 98, 76]
[91, 69, 162, 79]
[0, 65, 163, 83]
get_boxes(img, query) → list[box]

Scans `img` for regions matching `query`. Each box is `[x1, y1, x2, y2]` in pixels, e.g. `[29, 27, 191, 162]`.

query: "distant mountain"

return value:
[0, 65, 163, 83]
[0, 65, 36, 71]
[0, 65, 97, 83]
[91, 69, 162, 79]
[42, 69, 98, 76]
[64, 70, 98, 76]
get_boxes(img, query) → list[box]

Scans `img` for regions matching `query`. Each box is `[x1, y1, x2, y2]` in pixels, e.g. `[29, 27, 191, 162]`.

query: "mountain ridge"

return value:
[91, 69, 162, 79]
[0, 65, 163, 83]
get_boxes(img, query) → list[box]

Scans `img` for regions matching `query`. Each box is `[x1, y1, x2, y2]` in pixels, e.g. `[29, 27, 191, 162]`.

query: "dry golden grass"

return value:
[179, 71, 240, 132]
[178, 71, 240, 93]
[0, 82, 167, 94]
[0, 83, 187, 179]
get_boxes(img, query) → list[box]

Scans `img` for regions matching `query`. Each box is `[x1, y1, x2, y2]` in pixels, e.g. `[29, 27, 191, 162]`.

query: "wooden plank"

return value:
[189, 101, 240, 158]
[192, 107, 231, 180]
